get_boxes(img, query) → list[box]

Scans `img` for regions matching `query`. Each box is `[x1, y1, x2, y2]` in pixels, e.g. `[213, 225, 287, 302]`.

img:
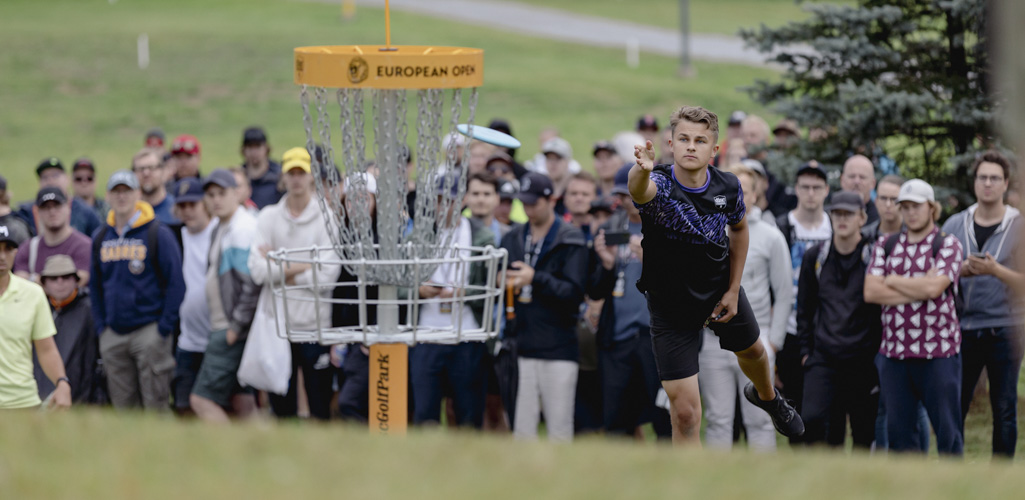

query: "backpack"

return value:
[878, 230, 964, 315]
[812, 238, 872, 281]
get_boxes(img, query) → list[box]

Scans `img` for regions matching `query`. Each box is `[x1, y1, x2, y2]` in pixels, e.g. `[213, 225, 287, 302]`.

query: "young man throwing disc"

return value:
[629, 105, 804, 445]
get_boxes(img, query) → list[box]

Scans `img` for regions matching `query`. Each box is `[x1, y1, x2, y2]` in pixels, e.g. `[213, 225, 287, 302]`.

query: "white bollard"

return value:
[138, 33, 149, 70]
[626, 38, 640, 68]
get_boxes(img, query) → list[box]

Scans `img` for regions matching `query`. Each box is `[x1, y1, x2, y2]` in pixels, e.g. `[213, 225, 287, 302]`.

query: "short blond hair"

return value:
[131, 147, 164, 169]
[669, 106, 719, 142]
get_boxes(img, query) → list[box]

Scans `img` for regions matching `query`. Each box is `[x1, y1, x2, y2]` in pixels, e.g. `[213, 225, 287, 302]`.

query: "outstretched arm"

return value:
[628, 140, 658, 204]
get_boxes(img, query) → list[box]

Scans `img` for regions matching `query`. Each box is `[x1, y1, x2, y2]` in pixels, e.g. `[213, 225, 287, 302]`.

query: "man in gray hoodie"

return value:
[942, 150, 1024, 458]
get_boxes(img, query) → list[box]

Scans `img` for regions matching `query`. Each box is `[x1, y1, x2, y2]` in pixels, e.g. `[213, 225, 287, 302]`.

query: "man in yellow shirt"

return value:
[0, 224, 71, 410]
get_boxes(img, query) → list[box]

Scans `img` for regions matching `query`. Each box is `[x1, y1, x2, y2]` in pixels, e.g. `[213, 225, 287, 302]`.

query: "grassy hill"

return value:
[1, 409, 1023, 499]
[0, 0, 778, 200]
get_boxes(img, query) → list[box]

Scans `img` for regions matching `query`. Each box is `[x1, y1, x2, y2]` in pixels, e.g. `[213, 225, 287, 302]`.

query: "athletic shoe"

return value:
[744, 382, 805, 438]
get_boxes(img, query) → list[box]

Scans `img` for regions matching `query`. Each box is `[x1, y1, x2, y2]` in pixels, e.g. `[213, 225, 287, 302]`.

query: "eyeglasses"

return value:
[74, 176, 94, 183]
[975, 175, 1005, 184]
[133, 164, 162, 173]
[49, 274, 78, 282]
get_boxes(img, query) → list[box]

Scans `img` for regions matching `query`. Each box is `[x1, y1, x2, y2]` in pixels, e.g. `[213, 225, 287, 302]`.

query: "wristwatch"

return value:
[56, 377, 71, 388]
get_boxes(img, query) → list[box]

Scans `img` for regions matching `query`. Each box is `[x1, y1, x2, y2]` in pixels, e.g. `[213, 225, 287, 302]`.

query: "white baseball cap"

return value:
[897, 179, 935, 204]
[343, 173, 378, 195]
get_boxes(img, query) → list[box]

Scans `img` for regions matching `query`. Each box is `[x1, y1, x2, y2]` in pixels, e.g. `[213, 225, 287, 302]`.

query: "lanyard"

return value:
[524, 228, 544, 268]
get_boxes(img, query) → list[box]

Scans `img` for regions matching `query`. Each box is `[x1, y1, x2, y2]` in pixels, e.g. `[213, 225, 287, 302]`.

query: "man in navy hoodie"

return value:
[90, 170, 185, 410]
[501, 172, 588, 442]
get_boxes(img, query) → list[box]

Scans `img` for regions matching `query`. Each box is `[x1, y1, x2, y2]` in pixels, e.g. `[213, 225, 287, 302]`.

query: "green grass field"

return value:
[0, 0, 778, 200]
[2, 408, 1024, 499]
[510, 0, 854, 35]
[3, 1, 1024, 493]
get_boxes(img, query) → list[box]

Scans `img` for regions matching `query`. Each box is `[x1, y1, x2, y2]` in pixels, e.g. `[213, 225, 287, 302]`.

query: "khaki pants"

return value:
[513, 357, 578, 442]
[99, 323, 174, 410]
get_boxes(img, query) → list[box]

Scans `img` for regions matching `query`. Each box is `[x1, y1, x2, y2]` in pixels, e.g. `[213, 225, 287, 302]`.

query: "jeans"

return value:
[337, 346, 370, 422]
[410, 343, 487, 428]
[269, 343, 336, 421]
[877, 354, 963, 455]
[961, 326, 1025, 458]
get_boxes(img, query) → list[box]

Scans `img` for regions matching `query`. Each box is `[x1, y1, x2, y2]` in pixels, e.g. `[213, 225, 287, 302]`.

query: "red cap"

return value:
[171, 134, 201, 156]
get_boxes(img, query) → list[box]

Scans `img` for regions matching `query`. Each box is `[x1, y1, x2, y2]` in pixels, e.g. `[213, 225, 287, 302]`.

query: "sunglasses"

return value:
[74, 176, 94, 182]
[173, 140, 197, 153]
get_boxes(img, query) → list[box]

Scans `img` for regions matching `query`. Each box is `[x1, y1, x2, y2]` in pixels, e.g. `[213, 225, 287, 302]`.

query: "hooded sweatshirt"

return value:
[704, 206, 793, 352]
[942, 204, 1024, 330]
[248, 195, 340, 332]
[90, 201, 185, 336]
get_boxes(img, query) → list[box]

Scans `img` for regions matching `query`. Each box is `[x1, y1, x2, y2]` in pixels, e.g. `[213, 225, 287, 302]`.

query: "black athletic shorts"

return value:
[647, 287, 761, 381]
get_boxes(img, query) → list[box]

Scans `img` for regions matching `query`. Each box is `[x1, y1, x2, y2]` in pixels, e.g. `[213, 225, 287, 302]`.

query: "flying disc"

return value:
[456, 123, 521, 149]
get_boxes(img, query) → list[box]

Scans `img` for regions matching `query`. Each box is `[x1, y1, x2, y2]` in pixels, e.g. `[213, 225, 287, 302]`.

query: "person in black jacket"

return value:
[34, 254, 98, 404]
[502, 172, 588, 442]
[797, 191, 882, 448]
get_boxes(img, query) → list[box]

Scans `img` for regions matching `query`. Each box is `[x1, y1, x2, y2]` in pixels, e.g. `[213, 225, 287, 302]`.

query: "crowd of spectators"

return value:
[0, 115, 1021, 459]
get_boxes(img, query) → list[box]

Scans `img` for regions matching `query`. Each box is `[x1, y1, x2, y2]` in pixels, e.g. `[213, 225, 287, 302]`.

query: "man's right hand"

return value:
[418, 284, 442, 299]
[593, 230, 617, 271]
[634, 140, 656, 172]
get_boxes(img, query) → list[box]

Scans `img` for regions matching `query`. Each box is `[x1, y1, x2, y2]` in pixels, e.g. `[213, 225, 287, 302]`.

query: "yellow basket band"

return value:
[294, 45, 483, 89]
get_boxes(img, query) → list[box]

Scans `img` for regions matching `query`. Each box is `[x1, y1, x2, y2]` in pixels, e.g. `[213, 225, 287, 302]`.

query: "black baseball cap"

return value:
[796, 161, 827, 182]
[36, 157, 65, 177]
[636, 114, 659, 131]
[36, 186, 68, 207]
[242, 126, 268, 145]
[593, 140, 616, 157]
[588, 197, 614, 215]
[516, 172, 554, 205]
[827, 191, 865, 213]
[0, 224, 20, 248]
[497, 179, 518, 200]
[488, 119, 513, 138]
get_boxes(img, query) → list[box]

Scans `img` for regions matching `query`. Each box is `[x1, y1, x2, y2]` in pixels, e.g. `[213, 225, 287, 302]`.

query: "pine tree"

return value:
[741, 0, 998, 190]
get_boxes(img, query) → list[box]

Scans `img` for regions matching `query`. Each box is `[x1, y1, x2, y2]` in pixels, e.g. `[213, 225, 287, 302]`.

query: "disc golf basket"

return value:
[266, 9, 513, 355]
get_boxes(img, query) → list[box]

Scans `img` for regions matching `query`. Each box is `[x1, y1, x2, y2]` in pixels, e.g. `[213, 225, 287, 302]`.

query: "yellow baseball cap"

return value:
[282, 147, 312, 173]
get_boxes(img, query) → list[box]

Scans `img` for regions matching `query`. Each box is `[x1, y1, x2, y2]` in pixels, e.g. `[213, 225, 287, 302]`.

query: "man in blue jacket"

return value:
[501, 172, 589, 442]
[90, 170, 185, 410]
[942, 150, 1025, 458]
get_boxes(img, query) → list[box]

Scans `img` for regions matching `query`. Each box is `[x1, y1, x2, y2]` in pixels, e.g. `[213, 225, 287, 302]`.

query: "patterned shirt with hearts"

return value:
[866, 227, 964, 360]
